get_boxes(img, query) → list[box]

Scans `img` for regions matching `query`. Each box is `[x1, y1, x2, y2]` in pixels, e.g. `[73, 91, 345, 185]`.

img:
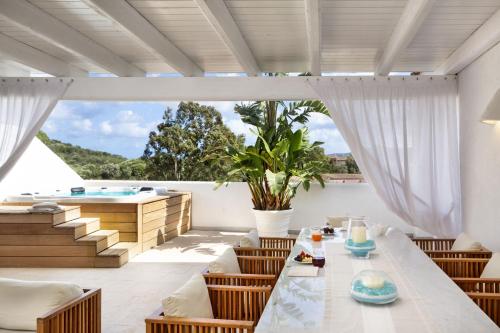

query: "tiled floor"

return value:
[0, 230, 244, 333]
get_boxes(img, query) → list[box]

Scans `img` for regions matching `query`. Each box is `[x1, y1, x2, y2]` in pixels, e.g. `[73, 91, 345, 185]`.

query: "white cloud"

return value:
[199, 101, 239, 117]
[42, 120, 57, 133]
[308, 112, 333, 127]
[99, 121, 113, 135]
[76, 118, 93, 131]
[99, 110, 154, 138]
[50, 103, 75, 120]
[309, 128, 350, 154]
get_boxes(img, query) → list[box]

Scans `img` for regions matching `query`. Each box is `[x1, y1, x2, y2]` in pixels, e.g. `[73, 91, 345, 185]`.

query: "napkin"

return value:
[287, 266, 319, 277]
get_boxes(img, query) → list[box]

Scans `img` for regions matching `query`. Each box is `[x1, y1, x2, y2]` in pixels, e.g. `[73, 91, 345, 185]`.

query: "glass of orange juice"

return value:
[311, 228, 322, 242]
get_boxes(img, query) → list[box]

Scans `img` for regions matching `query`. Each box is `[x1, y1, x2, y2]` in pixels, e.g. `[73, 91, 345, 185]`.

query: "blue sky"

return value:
[42, 100, 351, 159]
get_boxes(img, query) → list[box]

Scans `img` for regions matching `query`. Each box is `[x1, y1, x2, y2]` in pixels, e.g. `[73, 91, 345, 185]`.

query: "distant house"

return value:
[327, 154, 348, 167]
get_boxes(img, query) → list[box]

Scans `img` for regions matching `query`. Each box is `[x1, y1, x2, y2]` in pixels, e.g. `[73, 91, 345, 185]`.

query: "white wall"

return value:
[85, 179, 414, 234]
[458, 42, 500, 251]
[0, 138, 83, 197]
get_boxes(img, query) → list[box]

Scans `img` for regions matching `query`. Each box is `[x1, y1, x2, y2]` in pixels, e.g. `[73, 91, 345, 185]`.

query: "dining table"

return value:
[255, 227, 500, 333]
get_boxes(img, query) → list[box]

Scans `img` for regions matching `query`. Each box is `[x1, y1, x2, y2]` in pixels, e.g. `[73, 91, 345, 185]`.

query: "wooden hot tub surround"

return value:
[0, 192, 191, 267]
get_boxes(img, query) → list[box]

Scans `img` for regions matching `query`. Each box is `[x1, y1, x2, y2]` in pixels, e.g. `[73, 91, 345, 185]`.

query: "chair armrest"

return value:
[452, 278, 500, 292]
[432, 258, 489, 278]
[234, 247, 291, 258]
[37, 288, 101, 333]
[237, 255, 286, 276]
[145, 315, 254, 333]
[207, 284, 271, 322]
[203, 272, 276, 287]
[259, 236, 296, 249]
[466, 292, 500, 300]
[425, 250, 492, 259]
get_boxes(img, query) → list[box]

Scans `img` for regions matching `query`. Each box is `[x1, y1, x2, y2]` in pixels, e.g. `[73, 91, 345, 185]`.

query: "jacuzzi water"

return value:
[71, 191, 136, 197]
[5, 186, 161, 203]
[67, 189, 139, 197]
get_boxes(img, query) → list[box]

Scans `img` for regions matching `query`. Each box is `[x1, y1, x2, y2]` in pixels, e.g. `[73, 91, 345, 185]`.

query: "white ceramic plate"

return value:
[293, 258, 313, 265]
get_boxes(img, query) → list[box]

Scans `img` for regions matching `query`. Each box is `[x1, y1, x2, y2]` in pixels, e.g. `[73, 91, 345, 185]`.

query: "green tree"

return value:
[100, 163, 121, 179]
[346, 155, 360, 174]
[119, 159, 146, 180]
[143, 102, 244, 181]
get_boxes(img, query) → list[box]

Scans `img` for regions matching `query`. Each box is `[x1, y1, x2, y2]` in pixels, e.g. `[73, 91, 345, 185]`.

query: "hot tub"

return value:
[3, 187, 192, 250]
[5, 186, 160, 204]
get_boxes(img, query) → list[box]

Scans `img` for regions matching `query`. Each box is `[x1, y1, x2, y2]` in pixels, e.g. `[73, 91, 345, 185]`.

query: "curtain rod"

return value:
[305, 75, 457, 82]
[0, 78, 74, 83]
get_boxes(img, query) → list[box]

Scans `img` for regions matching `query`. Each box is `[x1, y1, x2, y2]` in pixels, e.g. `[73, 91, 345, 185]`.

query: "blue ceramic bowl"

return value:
[344, 239, 376, 257]
[350, 270, 398, 304]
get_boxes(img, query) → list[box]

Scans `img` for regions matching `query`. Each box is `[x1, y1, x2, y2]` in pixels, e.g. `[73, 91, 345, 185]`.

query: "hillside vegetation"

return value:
[36, 131, 145, 180]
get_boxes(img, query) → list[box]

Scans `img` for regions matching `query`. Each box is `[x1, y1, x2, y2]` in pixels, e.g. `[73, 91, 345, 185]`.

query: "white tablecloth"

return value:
[256, 228, 499, 333]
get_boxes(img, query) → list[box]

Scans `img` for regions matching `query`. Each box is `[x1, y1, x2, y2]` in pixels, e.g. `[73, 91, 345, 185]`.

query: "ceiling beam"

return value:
[436, 9, 500, 74]
[53, 75, 455, 101]
[305, 0, 321, 75]
[0, 61, 31, 76]
[85, 0, 203, 77]
[0, 0, 144, 77]
[375, 0, 435, 76]
[0, 33, 86, 77]
[193, 0, 260, 76]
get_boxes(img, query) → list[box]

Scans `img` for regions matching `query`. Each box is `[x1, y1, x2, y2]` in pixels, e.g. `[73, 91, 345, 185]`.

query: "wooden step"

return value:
[77, 229, 119, 253]
[55, 217, 100, 239]
[96, 242, 139, 268]
[0, 206, 80, 225]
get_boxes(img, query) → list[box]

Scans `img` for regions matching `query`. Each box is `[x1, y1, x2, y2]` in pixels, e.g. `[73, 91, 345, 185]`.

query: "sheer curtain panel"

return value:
[0, 78, 72, 180]
[310, 77, 461, 237]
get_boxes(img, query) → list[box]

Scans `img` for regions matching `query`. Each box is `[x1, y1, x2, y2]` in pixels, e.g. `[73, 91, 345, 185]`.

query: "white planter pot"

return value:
[253, 208, 294, 237]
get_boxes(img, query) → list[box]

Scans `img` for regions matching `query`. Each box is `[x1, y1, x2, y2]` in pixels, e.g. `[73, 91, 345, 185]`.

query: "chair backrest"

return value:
[237, 256, 286, 277]
[207, 285, 271, 323]
[413, 238, 455, 251]
[234, 247, 291, 258]
[433, 258, 489, 278]
[259, 237, 296, 249]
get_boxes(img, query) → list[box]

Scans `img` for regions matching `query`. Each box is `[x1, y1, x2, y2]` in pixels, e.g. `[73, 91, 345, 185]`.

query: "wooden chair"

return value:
[233, 236, 296, 259]
[466, 293, 500, 326]
[432, 258, 490, 278]
[203, 255, 286, 288]
[37, 288, 101, 333]
[413, 237, 491, 259]
[233, 247, 291, 258]
[145, 284, 271, 333]
[259, 236, 296, 250]
[433, 258, 500, 326]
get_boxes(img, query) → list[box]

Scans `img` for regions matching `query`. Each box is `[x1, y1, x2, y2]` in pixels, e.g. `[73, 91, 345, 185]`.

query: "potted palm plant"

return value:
[219, 99, 330, 237]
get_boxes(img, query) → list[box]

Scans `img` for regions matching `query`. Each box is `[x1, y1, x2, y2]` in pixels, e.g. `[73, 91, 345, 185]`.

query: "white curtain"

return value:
[310, 77, 461, 237]
[0, 78, 72, 180]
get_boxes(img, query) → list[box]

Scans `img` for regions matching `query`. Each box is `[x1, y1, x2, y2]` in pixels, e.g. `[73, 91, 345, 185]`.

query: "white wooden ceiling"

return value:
[0, 0, 499, 77]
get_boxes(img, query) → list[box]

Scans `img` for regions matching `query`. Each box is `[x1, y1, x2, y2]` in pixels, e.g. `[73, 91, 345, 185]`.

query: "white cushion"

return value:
[326, 216, 347, 228]
[368, 224, 389, 238]
[239, 229, 259, 248]
[480, 253, 500, 279]
[0, 278, 83, 331]
[162, 274, 213, 318]
[451, 233, 482, 251]
[208, 247, 241, 274]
